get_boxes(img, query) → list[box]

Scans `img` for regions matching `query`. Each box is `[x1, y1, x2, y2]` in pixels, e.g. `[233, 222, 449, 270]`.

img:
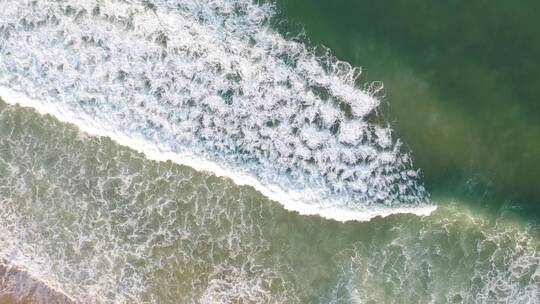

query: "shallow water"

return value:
[0, 0, 539, 303]
[1, 259, 74, 304]
[0, 99, 539, 303]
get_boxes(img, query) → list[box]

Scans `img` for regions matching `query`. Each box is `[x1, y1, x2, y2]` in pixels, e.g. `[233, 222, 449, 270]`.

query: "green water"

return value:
[1, 1, 540, 303]
[275, 0, 540, 220]
[1, 99, 539, 303]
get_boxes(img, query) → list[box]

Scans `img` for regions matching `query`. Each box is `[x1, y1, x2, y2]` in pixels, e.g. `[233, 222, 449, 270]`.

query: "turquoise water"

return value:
[0, 1, 539, 303]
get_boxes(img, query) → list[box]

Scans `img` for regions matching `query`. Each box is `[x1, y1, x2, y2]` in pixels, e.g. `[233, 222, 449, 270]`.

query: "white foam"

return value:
[0, 0, 436, 221]
[328, 205, 540, 303]
[0, 107, 300, 303]
[0, 87, 436, 222]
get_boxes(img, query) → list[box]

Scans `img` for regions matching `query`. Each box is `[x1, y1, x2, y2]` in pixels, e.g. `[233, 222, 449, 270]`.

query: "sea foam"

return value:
[0, 0, 435, 221]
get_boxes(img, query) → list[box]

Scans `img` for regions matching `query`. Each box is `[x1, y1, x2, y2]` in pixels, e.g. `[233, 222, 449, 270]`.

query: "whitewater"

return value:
[1, 1, 540, 304]
[0, 0, 435, 222]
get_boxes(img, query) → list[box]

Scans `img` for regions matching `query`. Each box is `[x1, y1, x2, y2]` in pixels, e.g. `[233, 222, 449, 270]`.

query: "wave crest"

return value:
[0, 0, 434, 221]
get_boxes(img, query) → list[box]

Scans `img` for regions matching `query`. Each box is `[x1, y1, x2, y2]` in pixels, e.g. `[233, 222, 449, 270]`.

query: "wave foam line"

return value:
[0, 0, 436, 221]
[0, 88, 435, 221]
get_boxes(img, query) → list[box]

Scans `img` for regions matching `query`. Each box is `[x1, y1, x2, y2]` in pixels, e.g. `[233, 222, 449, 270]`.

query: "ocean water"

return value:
[0, 0, 539, 303]
[275, 0, 540, 218]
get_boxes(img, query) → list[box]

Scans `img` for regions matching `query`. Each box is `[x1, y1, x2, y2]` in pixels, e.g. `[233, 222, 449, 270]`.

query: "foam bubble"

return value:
[0, 0, 434, 222]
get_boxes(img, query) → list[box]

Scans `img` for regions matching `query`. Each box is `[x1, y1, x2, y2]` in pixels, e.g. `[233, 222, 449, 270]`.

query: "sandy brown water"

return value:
[0, 260, 74, 304]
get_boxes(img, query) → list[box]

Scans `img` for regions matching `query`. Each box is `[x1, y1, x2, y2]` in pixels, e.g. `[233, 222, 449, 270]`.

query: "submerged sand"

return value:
[0, 260, 74, 304]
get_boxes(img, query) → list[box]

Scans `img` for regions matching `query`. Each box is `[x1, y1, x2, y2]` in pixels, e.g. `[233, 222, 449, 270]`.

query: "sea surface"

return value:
[0, 1, 539, 303]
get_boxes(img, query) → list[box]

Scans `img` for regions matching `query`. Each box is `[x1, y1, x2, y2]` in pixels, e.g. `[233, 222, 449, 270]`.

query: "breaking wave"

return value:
[0, 0, 434, 221]
[0, 101, 538, 303]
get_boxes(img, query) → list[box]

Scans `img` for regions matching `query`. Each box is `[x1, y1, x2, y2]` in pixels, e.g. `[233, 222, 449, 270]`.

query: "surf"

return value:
[0, 100, 537, 303]
[0, 0, 435, 221]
